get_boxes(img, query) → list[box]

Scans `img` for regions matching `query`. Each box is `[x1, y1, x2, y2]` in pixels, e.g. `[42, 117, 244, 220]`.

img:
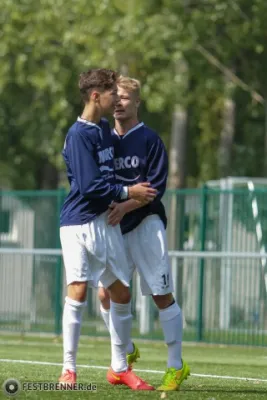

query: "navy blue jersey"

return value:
[113, 122, 168, 234]
[60, 117, 124, 226]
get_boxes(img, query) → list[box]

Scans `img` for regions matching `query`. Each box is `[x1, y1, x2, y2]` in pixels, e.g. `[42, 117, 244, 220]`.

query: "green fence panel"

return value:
[0, 187, 267, 346]
[0, 189, 66, 335]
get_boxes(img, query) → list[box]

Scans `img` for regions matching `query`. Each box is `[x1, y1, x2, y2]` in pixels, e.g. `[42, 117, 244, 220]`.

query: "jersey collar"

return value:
[113, 122, 144, 139]
[77, 117, 103, 139]
[77, 117, 102, 130]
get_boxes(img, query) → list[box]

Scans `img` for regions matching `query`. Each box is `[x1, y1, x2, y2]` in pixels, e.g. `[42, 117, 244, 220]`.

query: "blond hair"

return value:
[117, 75, 141, 97]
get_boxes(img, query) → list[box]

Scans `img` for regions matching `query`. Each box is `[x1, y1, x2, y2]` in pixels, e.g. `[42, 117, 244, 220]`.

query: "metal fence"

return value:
[0, 184, 267, 346]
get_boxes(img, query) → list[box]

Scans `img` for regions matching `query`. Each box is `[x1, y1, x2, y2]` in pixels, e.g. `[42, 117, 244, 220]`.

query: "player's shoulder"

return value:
[64, 118, 101, 148]
[143, 124, 159, 138]
[64, 120, 79, 144]
[76, 117, 103, 135]
[142, 124, 164, 145]
[73, 117, 104, 139]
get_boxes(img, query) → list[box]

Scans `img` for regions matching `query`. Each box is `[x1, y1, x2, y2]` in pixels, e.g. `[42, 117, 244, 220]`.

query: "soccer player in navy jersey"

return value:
[59, 69, 155, 390]
[98, 76, 190, 391]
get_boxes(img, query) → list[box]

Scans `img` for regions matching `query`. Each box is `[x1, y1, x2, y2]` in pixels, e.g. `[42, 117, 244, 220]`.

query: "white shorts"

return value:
[124, 215, 173, 296]
[60, 212, 130, 289]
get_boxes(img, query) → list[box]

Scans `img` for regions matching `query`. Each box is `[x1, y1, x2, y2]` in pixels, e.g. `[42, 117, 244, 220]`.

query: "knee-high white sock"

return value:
[109, 300, 132, 372]
[100, 304, 110, 331]
[159, 301, 183, 370]
[63, 296, 86, 372]
[100, 304, 134, 354]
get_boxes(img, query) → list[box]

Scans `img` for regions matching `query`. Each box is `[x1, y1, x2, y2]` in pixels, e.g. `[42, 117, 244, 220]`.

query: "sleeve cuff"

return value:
[120, 186, 128, 200]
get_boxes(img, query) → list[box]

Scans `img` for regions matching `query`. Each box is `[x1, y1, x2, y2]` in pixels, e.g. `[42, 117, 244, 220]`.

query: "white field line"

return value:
[0, 359, 267, 383]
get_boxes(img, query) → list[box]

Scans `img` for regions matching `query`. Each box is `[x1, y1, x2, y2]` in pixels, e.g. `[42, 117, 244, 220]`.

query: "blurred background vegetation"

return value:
[1, 0, 267, 190]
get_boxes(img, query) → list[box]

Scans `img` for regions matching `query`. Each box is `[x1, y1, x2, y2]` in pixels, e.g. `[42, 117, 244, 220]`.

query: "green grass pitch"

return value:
[0, 334, 266, 399]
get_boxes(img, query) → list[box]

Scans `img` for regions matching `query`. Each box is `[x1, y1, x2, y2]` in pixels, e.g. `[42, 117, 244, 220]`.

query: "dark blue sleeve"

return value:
[146, 136, 168, 201]
[67, 130, 123, 201]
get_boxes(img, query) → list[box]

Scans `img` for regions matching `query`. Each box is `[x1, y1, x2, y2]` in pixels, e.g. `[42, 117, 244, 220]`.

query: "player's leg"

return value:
[99, 272, 153, 390]
[59, 226, 89, 384]
[80, 213, 130, 374]
[128, 215, 190, 391]
[98, 286, 138, 363]
[152, 292, 190, 391]
[98, 286, 110, 330]
[99, 221, 154, 390]
[98, 235, 138, 360]
[152, 292, 183, 371]
[106, 278, 132, 373]
[98, 286, 110, 311]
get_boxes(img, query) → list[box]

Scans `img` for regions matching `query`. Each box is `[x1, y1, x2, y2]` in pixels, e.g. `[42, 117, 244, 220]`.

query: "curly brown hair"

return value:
[78, 68, 118, 103]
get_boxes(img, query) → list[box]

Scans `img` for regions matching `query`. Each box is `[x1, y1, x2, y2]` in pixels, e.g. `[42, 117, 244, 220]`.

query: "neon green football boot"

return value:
[157, 360, 190, 391]
[126, 342, 140, 368]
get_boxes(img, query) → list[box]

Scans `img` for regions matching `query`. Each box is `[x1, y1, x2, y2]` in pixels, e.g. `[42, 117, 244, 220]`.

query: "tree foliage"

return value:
[1, 0, 267, 188]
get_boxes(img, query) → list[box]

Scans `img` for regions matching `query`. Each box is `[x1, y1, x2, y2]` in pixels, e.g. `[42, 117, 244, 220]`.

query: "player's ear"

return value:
[136, 97, 141, 108]
[91, 90, 100, 102]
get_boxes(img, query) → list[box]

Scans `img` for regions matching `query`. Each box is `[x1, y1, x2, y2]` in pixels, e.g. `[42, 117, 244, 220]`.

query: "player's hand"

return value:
[128, 182, 157, 203]
[108, 202, 126, 226]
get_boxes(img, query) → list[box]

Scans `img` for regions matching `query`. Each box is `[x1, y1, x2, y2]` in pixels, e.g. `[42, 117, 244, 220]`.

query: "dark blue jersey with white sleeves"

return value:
[60, 117, 124, 226]
[112, 122, 168, 234]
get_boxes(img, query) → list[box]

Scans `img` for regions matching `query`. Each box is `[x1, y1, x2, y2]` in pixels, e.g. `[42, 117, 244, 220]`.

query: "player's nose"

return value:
[116, 93, 123, 103]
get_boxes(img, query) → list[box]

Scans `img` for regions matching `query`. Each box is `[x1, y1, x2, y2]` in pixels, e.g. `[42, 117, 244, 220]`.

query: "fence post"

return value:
[197, 184, 208, 341]
[55, 188, 65, 335]
[176, 191, 185, 308]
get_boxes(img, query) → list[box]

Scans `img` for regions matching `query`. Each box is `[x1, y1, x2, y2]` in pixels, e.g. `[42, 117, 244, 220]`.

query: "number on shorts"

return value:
[162, 273, 169, 288]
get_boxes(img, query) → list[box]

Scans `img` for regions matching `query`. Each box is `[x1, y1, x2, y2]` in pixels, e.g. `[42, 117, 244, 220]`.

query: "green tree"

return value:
[1, 0, 267, 189]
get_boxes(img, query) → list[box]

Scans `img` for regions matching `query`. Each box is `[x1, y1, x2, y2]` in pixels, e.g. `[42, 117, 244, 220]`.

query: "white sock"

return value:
[100, 304, 134, 354]
[63, 296, 86, 372]
[159, 301, 183, 370]
[109, 300, 132, 372]
[100, 304, 110, 330]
